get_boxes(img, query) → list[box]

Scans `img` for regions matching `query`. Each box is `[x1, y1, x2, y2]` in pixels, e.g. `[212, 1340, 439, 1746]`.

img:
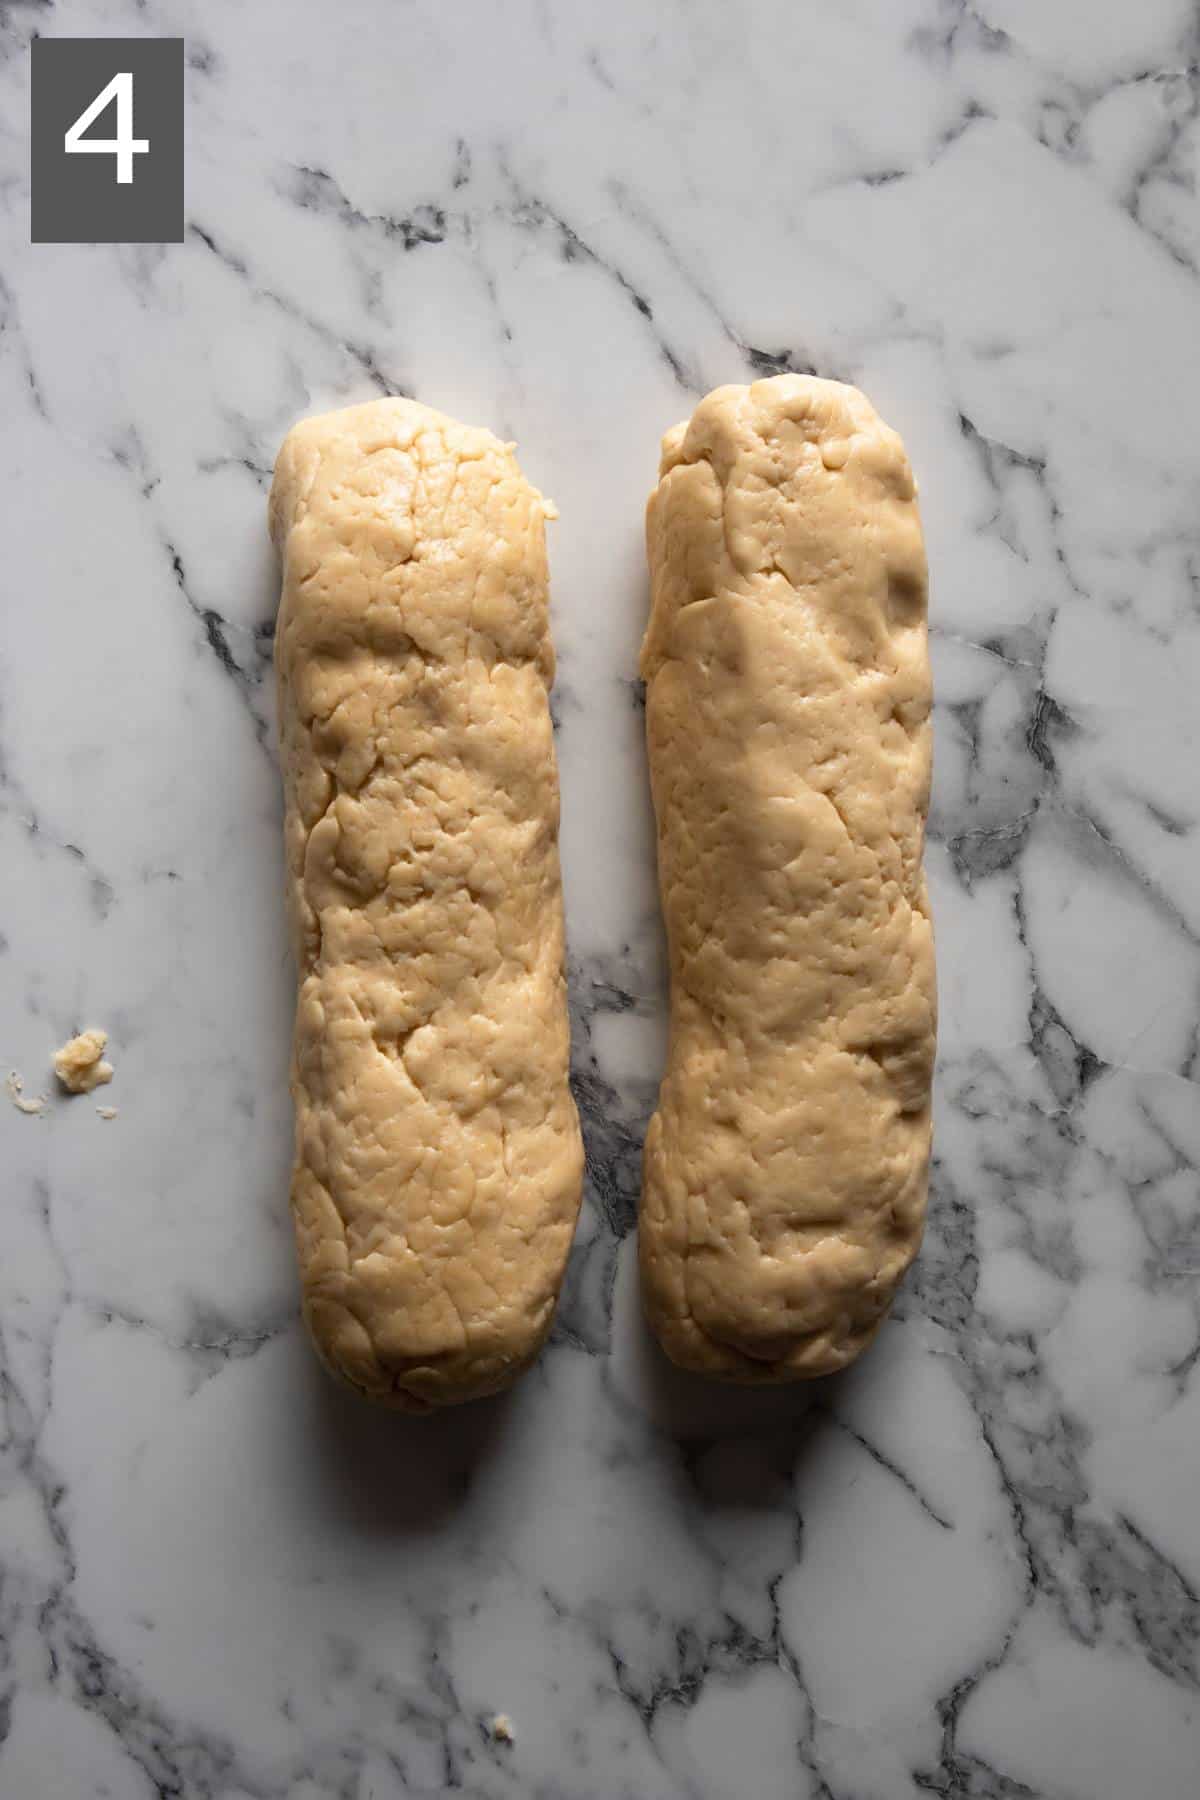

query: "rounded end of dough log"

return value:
[304, 1294, 552, 1412]
[639, 1253, 903, 1385]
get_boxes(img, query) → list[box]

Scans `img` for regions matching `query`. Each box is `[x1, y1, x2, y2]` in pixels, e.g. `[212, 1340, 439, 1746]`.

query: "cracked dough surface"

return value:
[270, 398, 582, 1410]
[640, 376, 935, 1381]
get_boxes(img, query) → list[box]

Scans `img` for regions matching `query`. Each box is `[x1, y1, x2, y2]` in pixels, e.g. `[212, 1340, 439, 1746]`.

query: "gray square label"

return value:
[32, 38, 184, 244]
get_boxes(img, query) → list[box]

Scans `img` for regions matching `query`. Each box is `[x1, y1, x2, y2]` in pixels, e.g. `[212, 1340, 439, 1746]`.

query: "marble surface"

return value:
[2, 1, 1200, 1795]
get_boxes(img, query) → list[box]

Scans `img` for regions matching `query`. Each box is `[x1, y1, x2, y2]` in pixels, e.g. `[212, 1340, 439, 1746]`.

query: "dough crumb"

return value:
[96, 1105, 119, 1121]
[489, 1714, 515, 1744]
[6, 1071, 46, 1116]
[53, 1029, 113, 1095]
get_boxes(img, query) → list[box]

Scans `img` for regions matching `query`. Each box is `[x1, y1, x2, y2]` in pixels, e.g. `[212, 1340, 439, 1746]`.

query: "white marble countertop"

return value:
[3, 2, 1200, 1795]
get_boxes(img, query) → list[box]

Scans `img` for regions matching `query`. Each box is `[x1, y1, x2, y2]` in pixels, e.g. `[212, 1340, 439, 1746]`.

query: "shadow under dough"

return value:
[648, 1331, 879, 1517]
[298, 1342, 519, 1535]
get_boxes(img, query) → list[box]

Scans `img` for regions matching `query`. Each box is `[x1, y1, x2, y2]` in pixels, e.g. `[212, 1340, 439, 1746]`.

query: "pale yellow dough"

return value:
[640, 377, 935, 1381]
[270, 398, 583, 1410]
[53, 1029, 113, 1095]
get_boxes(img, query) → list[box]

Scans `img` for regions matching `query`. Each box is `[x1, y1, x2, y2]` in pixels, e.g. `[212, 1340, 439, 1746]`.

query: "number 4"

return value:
[64, 72, 149, 185]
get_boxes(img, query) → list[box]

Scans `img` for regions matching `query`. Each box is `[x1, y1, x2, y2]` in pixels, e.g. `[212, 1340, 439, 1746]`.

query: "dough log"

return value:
[640, 377, 935, 1381]
[270, 398, 583, 1409]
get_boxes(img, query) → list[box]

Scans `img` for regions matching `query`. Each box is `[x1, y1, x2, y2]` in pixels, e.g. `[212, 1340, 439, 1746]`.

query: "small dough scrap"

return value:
[6, 1072, 46, 1116]
[490, 1714, 515, 1744]
[54, 1029, 113, 1095]
[271, 397, 583, 1412]
[640, 376, 936, 1382]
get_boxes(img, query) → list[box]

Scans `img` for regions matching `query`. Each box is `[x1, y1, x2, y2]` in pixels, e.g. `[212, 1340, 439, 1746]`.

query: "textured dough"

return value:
[640, 376, 935, 1381]
[53, 1029, 113, 1094]
[270, 398, 583, 1410]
